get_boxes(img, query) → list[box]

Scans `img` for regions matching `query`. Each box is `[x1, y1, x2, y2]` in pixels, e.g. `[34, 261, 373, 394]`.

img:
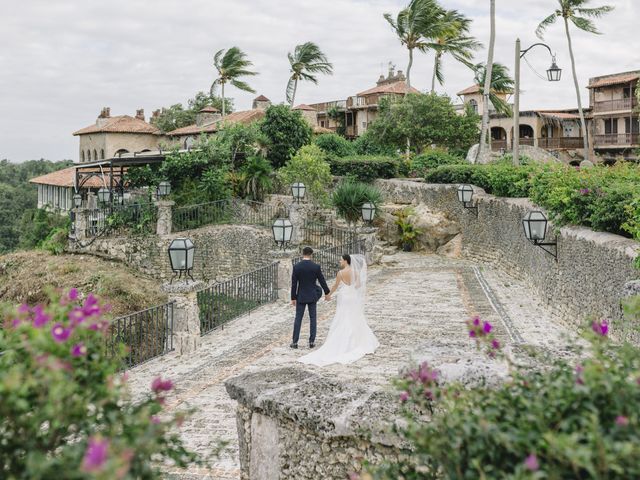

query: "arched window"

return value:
[114, 149, 129, 157]
[81, 151, 85, 162]
[93, 149, 97, 161]
[100, 149, 105, 159]
[468, 99, 478, 114]
[86, 150, 91, 161]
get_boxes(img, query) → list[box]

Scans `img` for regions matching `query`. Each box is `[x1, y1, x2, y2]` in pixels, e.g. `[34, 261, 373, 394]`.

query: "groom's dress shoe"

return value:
[289, 343, 298, 349]
[308, 343, 315, 349]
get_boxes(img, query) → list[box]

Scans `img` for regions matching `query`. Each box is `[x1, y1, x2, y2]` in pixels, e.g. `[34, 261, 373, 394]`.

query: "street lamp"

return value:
[168, 238, 195, 283]
[457, 185, 478, 217]
[522, 210, 557, 260]
[513, 39, 562, 166]
[361, 202, 376, 224]
[73, 193, 83, 209]
[291, 182, 306, 203]
[272, 218, 293, 250]
[157, 181, 171, 199]
[97, 187, 111, 206]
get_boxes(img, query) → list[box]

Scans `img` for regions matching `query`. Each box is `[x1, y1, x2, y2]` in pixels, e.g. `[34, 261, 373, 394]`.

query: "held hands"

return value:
[291, 299, 296, 306]
[325, 294, 332, 301]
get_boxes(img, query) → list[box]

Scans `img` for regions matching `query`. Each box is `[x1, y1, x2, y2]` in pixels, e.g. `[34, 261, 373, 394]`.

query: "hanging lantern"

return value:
[97, 187, 111, 205]
[546, 56, 562, 82]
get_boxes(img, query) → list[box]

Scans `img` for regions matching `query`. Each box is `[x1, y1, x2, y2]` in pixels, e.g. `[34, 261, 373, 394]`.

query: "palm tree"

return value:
[536, 0, 614, 162]
[473, 62, 515, 116]
[210, 47, 258, 117]
[384, 0, 444, 89]
[477, 0, 496, 161]
[428, 10, 481, 93]
[286, 42, 333, 107]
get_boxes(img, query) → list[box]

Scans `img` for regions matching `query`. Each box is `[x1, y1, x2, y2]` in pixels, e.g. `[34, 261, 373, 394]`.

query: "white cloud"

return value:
[0, 0, 635, 161]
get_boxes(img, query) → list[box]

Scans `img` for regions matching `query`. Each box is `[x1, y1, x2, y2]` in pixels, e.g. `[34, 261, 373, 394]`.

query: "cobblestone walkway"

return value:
[127, 252, 576, 479]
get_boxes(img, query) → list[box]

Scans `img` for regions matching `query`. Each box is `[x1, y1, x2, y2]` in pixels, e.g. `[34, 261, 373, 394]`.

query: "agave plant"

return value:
[332, 181, 383, 226]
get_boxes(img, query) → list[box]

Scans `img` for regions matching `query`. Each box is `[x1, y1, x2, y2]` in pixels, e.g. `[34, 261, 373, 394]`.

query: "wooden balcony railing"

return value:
[310, 99, 346, 112]
[594, 133, 640, 146]
[538, 137, 584, 149]
[593, 97, 637, 113]
[491, 140, 507, 151]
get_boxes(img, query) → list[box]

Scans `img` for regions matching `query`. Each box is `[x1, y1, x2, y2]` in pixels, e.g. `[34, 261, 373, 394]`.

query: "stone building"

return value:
[292, 104, 332, 134]
[73, 107, 161, 162]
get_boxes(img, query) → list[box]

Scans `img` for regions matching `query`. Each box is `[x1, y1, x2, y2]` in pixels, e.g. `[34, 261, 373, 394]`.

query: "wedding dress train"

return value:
[299, 255, 378, 367]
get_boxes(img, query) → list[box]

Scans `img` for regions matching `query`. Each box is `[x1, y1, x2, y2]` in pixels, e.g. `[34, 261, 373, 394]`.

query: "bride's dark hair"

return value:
[341, 254, 351, 265]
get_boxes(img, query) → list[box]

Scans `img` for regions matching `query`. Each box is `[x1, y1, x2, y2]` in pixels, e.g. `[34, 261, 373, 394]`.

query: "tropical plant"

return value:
[332, 181, 383, 226]
[383, 0, 444, 89]
[260, 104, 313, 168]
[428, 9, 481, 92]
[210, 47, 258, 117]
[199, 166, 232, 201]
[0, 289, 205, 478]
[240, 156, 273, 201]
[410, 149, 465, 176]
[394, 208, 423, 251]
[329, 155, 400, 183]
[326, 106, 346, 136]
[286, 42, 333, 107]
[536, 0, 614, 162]
[314, 133, 355, 157]
[277, 144, 332, 206]
[472, 62, 514, 116]
[477, 0, 496, 161]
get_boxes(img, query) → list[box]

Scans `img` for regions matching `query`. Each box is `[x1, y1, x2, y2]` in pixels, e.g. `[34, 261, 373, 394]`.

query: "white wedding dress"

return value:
[299, 255, 379, 367]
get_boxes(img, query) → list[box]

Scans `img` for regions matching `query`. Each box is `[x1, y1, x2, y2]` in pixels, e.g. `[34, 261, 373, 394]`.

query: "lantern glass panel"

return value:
[547, 61, 561, 82]
[457, 185, 473, 203]
[73, 193, 82, 208]
[97, 188, 110, 204]
[291, 182, 306, 199]
[361, 202, 375, 221]
[523, 211, 548, 241]
[158, 181, 171, 197]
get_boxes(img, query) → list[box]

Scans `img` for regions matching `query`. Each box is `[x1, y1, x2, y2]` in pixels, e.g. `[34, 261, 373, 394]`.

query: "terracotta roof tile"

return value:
[29, 167, 111, 188]
[313, 126, 333, 134]
[456, 84, 513, 96]
[199, 106, 220, 113]
[356, 80, 420, 96]
[254, 95, 270, 101]
[73, 116, 160, 136]
[587, 72, 640, 88]
[537, 111, 580, 120]
[167, 109, 266, 136]
[293, 104, 316, 111]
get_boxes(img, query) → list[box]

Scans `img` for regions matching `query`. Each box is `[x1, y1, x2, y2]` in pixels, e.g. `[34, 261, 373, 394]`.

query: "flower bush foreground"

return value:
[0, 289, 203, 479]
[368, 303, 640, 479]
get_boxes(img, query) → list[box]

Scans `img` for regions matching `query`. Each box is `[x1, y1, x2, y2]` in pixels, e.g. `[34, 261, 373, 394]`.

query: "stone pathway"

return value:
[127, 252, 576, 479]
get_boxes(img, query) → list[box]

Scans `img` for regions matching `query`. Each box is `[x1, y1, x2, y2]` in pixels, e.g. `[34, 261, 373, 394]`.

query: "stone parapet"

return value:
[162, 280, 205, 355]
[155, 200, 175, 235]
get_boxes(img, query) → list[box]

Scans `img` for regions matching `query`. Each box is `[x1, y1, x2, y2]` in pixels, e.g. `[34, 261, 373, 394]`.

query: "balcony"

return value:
[594, 133, 640, 147]
[593, 97, 637, 113]
[310, 99, 346, 113]
[538, 137, 585, 149]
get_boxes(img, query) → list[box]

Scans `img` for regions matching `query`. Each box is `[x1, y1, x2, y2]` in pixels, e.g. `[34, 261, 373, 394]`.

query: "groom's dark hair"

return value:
[302, 246, 313, 256]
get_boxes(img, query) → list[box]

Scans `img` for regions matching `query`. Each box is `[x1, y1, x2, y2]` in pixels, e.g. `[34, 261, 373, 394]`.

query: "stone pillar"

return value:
[162, 280, 205, 355]
[156, 200, 175, 236]
[287, 201, 307, 245]
[73, 208, 88, 241]
[356, 226, 379, 266]
[269, 250, 298, 301]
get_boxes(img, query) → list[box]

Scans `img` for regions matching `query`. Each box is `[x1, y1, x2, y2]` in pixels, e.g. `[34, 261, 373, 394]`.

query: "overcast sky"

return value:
[1, 0, 637, 162]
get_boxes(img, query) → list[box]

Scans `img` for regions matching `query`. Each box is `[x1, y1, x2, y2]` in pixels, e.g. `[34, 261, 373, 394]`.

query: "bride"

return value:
[299, 254, 379, 367]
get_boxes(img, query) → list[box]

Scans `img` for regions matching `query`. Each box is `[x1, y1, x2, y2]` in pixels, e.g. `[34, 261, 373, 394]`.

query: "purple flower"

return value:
[399, 391, 409, 403]
[615, 415, 629, 426]
[524, 453, 539, 471]
[82, 294, 101, 317]
[151, 415, 161, 424]
[483, 321, 493, 334]
[469, 330, 476, 338]
[592, 320, 609, 336]
[81, 436, 109, 472]
[579, 188, 590, 195]
[575, 364, 584, 374]
[32, 305, 51, 328]
[151, 377, 173, 393]
[68, 307, 86, 326]
[72, 343, 87, 357]
[472, 317, 480, 326]
[491, 339, 500, 350]
[51, 323, 71, 343]
[68, 288, 79, 301]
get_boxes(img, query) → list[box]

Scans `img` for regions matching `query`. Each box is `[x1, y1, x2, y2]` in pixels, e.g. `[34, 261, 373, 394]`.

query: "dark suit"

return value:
[291, 259, 330, 344]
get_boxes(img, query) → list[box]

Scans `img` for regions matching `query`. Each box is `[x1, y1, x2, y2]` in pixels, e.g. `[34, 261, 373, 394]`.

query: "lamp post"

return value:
[97, 187, 111, 207]
[168, 238, 195, 283]
[73, 193, 83, 209]
[157, 181, 171, 200]
[522, 210, 557, 260]
[457, 185, 478, 217]
[361, 202, 376, 225]
[291, 182, 306, 203]
[513, 39, 561, 166]
[272, 218, 293, 250]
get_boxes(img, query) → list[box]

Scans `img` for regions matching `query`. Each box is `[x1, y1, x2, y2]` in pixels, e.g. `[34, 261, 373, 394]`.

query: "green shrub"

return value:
[352, 129, 398, 156]
[239, 156, 273, 202]
[260, 105, 313, 168]
[369, 310, 640, 479]
[332, 181, 383, 225]
[199, 167, 232, 201]
[40, 226, 69, 255]
[0, 290, 204, 477]
[278, 145, 332, 206]
[314, 133, 355, 157]
[410, 150, 466, 177]
[19, 208, 70, 250]
[329, 155, 400, 183]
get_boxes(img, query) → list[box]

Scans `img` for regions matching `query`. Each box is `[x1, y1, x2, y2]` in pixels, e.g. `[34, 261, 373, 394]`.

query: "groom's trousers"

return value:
[293, 301, 317, 344]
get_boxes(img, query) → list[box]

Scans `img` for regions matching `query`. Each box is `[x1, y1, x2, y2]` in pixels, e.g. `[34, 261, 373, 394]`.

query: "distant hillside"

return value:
[0, 158, 73, 253]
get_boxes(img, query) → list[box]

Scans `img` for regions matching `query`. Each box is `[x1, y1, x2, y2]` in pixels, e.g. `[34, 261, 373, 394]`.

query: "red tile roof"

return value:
[456, 84, 513, 96]
[167, 109, 266, 136]
[537, 111, 580, 120]
[73, 116, 160, 136]
[587, 72, 640, 89]
[313, 126, 333, 134]
[254, 95, 270, 101]
[29, 167, 111, 188]
[293, 104, 316, 111]
[199, 106, 219, 113]
[356, 80, 420, 96]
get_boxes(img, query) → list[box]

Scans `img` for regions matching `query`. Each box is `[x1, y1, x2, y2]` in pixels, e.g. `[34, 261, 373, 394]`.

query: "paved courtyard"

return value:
[127, 252, 577, 480]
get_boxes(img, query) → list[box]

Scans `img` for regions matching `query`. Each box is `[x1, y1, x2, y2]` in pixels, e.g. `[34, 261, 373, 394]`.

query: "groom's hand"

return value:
[291, 299, 296, 306]
[324, 295, 331, 301]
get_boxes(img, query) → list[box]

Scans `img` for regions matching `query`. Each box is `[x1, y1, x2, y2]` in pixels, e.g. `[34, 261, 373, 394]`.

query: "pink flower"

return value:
[524, 453, 539, 471]
[469, 330, 476, 338]
[81, 436, 109, 472]
[82, 294, 101, 317]
[592, 320, 609, 336]
[51, 323, 71, 343]
[575, 364, 584, 374]
[472, 317, 480, 326]
[491, 339, 500, 350]
[151, 415, 161, 424]
[483, 322, 493, 334]
[68, 307, 86, 326]
[399, 391, 409, 403]
[32, 305, 51, 328]
[151, 377, 173, 393]
[68, 288, 79, 301]
[71, 343, 87, 357]
[615, 415, 629, 426]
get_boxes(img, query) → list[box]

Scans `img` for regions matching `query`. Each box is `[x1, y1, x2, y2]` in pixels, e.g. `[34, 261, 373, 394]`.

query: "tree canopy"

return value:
[152, 92, 232, 133]
[259, 105, 313, 168]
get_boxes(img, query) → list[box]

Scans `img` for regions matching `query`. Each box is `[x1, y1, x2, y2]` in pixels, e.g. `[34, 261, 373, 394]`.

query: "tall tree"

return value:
[536, 0, 614, 162]
[210, 47, 258, 117]
[286, 42, 333, 107]
[477, 0, 496, 162]
[384, 0, 444, 89]
[473, 62, 515, 116]
[428, 10, 481, 92]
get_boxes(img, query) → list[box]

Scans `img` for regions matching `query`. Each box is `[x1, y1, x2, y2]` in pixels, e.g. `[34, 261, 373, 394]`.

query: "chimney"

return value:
[96, 107, 111, 127]
[396, 70, 404, 81]
[150, 109, 161, 124]
[196, 106, 221, 126]
[252, 95, 272, 110]
[135, 109, 145, 121]
[377, 74, 385, 85]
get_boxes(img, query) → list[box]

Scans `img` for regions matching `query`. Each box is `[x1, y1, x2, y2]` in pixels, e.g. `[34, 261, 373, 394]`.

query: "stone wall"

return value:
[74, 224, 276, 283]
[375, 179, 640, 336]
[226, 368, 410, 480]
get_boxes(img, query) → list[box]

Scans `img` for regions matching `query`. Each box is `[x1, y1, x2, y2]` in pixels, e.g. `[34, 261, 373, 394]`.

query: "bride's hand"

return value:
[325, 294, 331, 301]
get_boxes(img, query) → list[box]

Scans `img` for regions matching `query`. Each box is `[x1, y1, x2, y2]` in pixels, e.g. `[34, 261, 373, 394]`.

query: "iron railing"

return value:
[108, 302, 175, 369]
[85, 202, 158, 238]
[172, 199, 288, 232]
[197, 262, 279, 335]
[301, 220, 357, 249]
[292, 238, 366, 279]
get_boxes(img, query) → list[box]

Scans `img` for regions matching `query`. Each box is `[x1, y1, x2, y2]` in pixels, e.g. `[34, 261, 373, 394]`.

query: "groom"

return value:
[290, 246, 330, 349]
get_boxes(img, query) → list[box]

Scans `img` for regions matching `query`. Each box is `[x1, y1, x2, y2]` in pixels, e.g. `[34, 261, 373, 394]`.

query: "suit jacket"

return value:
[291, 259, 330, 304]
